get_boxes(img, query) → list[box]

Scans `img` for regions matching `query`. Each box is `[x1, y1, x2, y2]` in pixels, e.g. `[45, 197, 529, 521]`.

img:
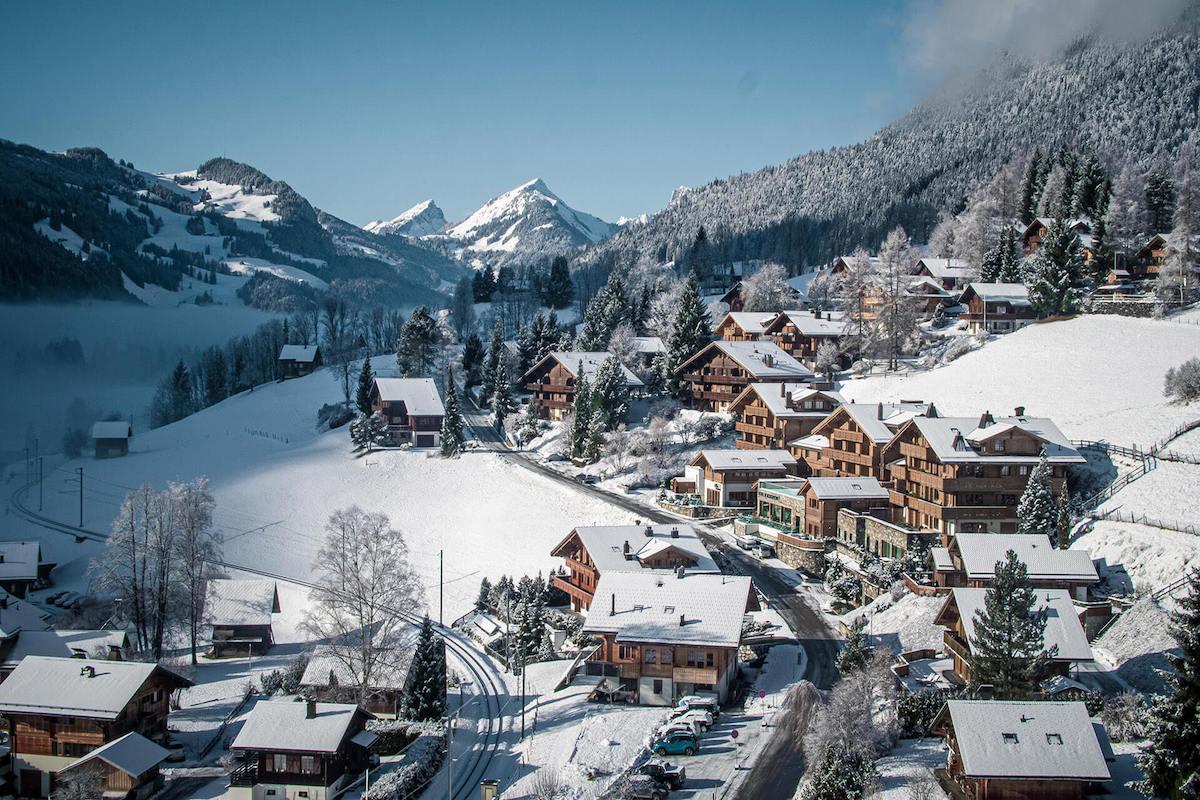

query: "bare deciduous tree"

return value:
[171, 478, 220, 664]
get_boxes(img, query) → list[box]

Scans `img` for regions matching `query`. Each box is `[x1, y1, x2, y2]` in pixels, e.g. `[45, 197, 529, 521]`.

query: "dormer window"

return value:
[1046, 733, 1063, 745]
[1002, 733, 1019, 744]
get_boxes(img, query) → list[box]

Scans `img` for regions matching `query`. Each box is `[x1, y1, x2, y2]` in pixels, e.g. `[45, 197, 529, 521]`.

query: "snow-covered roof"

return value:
[946, 588, 1092, 663]
[953, 534, 1098, 583]
[907, 276, 953, 297]
[803, 477, 890, 501]
[0, 656, 190, 719]
[910, 416, 1084, 464]
[301, 634, 419, 692]
[684, 341, 813, 380]
[766, 309, 847, 337]
[693, 449, 797, 472]
[204, 579, 279, 627]
[278, 344, 319, 363]
[633, 336, 666, 354]
[91, 421, 131, 440]
[0, 590, 51, 638]
[65, 731, 169, 777]
[829, 402, 933, 444]
[960, 282, 1032, 305]
[939, 700, 1110, 781]
[585, 572, 753, 649]
[232, 700, 367, 753]
[372, 378, 446, 416]
[735, 382, 842, 419]
[0, 629, 128, 667]
[560, 524, 719, 575]
[536, 352, 644, 387]
[719, 311, 776, 335]
[0, 541, 44, 581]
[917, 258, 972, 280]
[788, 433, 829, 450]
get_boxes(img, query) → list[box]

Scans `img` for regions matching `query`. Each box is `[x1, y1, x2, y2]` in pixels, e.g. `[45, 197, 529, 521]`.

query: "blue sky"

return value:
[2, 0, 927, 224]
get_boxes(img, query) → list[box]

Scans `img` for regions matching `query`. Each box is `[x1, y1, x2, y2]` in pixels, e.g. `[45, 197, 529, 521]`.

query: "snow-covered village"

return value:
[3, 2, 1200, 799]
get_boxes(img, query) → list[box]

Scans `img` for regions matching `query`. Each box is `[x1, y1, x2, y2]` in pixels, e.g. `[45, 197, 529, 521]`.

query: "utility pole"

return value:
[521, 655, 526, 740]
[77, 467, 84, 527]
[38, 458, 43, 511]
[439, 549, 444, 626]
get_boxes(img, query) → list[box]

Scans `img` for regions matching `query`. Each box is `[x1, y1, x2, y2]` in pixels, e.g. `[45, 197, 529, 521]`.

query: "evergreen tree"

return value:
[635, 283, 653, 335]
[472, 268, 497, 302]
[440, 367, 466, 457]
[1028, 216, 1088, 315]
[541, 255, 574, 309]
[396, 306, 441, 377]
[1016, 450, 1057, 536]
[1146, 169, 1178, 233]
[1138, 569, 1200, 798]
[666, 272, 712, 399]
[355, 357, 375, 415]
[462, 333, 485, 387]
[592, 355, 631, 430]
[364, 412, 390, 451]
[576, 272, 630, 350]
[982, 225, 1022, 283]
[582, 411, 605, 464]
[492, 349, 515, 429]
[800, 744, 878, 800]
[516, 396, 542, 446]
[1019, 149, 1045, 225]
[568, 370, 595, 459]
[349, 413, 370, 450]
[1087, 211, 1114, 286]
[836, 619, 872, 674]
[403, 616, 447, 721]
[480, 321, 503, 404]
[475, 577, 492, 611]
[1054, 489, 1072, 549]
[689, 226, 711, 280]
[970, 550, 1053, 698]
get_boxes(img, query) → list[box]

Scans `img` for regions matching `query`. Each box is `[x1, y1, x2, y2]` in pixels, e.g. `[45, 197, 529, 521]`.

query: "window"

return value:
[1000, 465, 1010, 477]
[272, 754, 288, 772]
[301, 755, 317, 773]
[1019, 465, 1029, 476]
[653, 679, 664, 694]
[644, 648, 657, 664]
[267, 791, 277, 797]
[1001, 733, 1019, 744]
[661, 649, 673, 664]
[995, 440, 1006, 452]
[1046, 733, 1063, 745]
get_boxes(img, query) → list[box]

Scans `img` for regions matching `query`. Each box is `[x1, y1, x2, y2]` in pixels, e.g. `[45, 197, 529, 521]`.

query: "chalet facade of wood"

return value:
[205, 579, 280, 657]
[761, 309, 846, 362]
[55, 731, 170, 800]
[930, 533, 1099, 600]
[674, 449, 799, 507]
[728, 383, 842, 450]
[807, 402, 933, 479]
[675, 341, 813, 413]
[370, 378, 445, 447]
[91, 421, 132, 459]
[916, 258, 973, 292]
[0, 542, 55, 598]
[958, 283, 1037, 335]
[277, 344, 321, 378]
[521, 352, 643, 421]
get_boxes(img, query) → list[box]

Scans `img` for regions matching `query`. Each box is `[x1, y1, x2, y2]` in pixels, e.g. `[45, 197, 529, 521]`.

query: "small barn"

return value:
[204, 579, 280, 657]
[91, 421, 132, 459]
[0, 541, 55, 598]
[278, 344, 322, 378]
[56, 731, 170, 800]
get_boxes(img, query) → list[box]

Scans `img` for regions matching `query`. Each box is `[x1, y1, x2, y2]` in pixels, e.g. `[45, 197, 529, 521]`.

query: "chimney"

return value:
[80, 665, 96, 678]
[815, 309, 822, 319]
[679, 614, 686, 627]
[670, 527, 679, 538]
[306, 699, 318, 719]
[623, 540, 632, 558]
[781, 382, 786, 397]
[1014, 405, 1026, 417]
[645, 525, 654, 538]
[634, 519, 640, 527]
[610, 593, 616, 616]
[979, 410, 994, 428]
[675, 565, 686, 579]
[877, 402, 884, 420]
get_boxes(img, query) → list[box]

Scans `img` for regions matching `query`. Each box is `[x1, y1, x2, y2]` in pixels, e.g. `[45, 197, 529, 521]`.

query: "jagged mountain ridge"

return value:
[576, 21, 1200, 272]
[363, 199, 448, 237]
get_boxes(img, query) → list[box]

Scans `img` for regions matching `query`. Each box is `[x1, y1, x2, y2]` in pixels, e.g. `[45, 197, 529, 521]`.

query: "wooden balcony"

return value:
[943, 630, 971, 665]
[830, 428, 865, 445]
[551, 575, 593, 607]
[899, 442, 935, 461]
[673, 666, 719, 685]
[735, 421, 776, 438]
[940, 504, 1015, 522]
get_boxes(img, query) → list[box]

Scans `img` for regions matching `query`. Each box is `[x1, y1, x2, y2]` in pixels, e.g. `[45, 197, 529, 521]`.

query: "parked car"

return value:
[545, 452, 567, 463]
[624, 775, 670, 800]
[674, 695, 720, 719]
[637, 759, 686, 789]
[669, 708, 713, 730]
[753, 543, 776, 558]
[656, 719, 704, 740]
[733, 535, 756, 550]
[651, 730, 699, 757]
[574, 473, 598, 484]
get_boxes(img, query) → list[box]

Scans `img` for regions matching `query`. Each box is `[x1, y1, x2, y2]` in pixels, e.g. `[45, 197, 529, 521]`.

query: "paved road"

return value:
[464, 399, 840, 799]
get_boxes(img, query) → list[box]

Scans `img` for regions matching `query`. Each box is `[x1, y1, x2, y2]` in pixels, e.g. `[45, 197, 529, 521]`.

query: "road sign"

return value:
[757, 689, 766, 699]
[730, 729, 739, 740]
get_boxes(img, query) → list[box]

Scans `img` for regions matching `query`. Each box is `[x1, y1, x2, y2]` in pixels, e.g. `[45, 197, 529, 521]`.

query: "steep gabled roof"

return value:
[232, 700, 370, 753]
[691, 449, 797, 472]
[278, 344, 319, 363]
[0, 656, 191, 719]
[815, 402, 933, 445]
[763, 309, 847, 337]
[0, 541, 46, 581]
[584, 572, 752, 649]
[372, 378, 446, 416]
[916, 257, 972, 281]
[959, 282, 1032, 306]
[677, 340, 813, 380]
[717, 311, 777, 335]
[907, 415, 1084, 464]
[728, 382, 842, 419]
[952, 534, 1098, 583]
[204, 579, 280, 627]
[523, 351, 644, 387]
[64, 731, 169, 778]
[803, 477, 889, 501]
[938, 588, 1092, 663]
[554, 524, 719, 575]
[91, 421, 132, 440]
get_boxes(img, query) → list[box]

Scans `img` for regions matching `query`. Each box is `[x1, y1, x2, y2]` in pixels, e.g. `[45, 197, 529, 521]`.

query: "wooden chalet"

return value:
[522, 351, 643, 421]
[916, 258, 973, 292]
[54, 731, 170, 800]
[958, 283, 1036, 335]
[549, 523, 719, 612]
[0, 629, 128, 680]
[204, 579, 280, 657]
[675, 340, 813, 412]
[807, 402, 934, 479]
[91, 421, 132, 459]
[719, 281, 745, 312]
[584, 572, 754, 705]
[932, 700, 1112, 800]
[228, 700, 376, 800]
[761, 309, 846, 363]
[728, 382, 843, 450]
[935, 588, 1092, 686]
[674, 449, 798, 507]
[370, 377, 445, 447]
[881, 411, 1083, 540]
[0, 542, 54, 598]
[906, 276, 956, 317]
[0, 656, 191, 798]
[930, 534, 1099, 599]
[1020, 217, 1092, 257]
[277, 344, 321, 378]
[300, 635, 419, 718]
[714, 311, 774, 342]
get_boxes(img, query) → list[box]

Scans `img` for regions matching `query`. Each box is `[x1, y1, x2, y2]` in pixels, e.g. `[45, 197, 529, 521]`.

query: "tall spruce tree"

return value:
[1138, 569, 1200, 798]
[1016, 450, 1057, 537]
[462, 332, 485, 387]
[592, 355, 631, 430]
[542, 255, 574, 309]
[994, 225, 1023, 283]
[481, 321, 503, 405]
[1019, 149, 1045, 225]
[396, 306, 441, 377]
[492, 349, 515, 430]
[355, 357, 375, 415]
[440, 367, 466, 457]
[666, 272, 712, 399]
[403, 616, 447, 721]
[1028, 216, 1088, 315]
[568, 370, 595, 459]
[836, 619, 872, 674]
[1146, 169, 1177, 233]
[970, 550, 1053, 698]
[576, 272, 630, 351]
[1054, 489, 1072, 549]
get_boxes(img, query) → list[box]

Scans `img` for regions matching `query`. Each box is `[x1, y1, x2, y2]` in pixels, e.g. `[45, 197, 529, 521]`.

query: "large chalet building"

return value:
[958, 283, 1037, 335]
[805, 402, 934, 478]
[933, 700, 1113, 800]
[583, 571, 754, 706]
[549, 523, 719, 612]
[934, 587, 1093, 686]
[0, 656, 191, 797]
[728, 383, 843, 451]
[761, 309, 846, 363]
[1020, 217, 1093, 258]
[674, 449, 798, 507]
[881, 412, 1084, 539]
[931, 533, 1099, 599]
[675, 341, 813, 412]
[714, 311, 774, 341]
[915, 258, 973, 292]
[370, 378, 446, 448]
[522, 351, 643, 421]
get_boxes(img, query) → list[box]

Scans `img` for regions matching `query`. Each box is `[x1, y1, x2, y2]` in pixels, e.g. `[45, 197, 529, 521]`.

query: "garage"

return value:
[416, 434, 436, 448]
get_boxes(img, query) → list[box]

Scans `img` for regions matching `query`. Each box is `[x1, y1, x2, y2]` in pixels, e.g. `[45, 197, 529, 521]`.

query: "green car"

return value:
[652, 730, 699, 756]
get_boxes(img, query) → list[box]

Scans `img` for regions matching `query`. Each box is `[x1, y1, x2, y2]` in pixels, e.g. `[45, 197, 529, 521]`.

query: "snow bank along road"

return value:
[464, 400, 840, 800]
[8, 479, 515, 800]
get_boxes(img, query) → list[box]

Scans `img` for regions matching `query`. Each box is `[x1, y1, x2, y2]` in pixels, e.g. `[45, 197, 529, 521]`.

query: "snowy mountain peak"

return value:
[363, 199, 448, 237]
[444, 178, 616, 264]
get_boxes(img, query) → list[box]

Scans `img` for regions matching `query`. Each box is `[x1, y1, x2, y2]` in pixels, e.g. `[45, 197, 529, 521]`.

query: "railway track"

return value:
[8, 479, 512, 800]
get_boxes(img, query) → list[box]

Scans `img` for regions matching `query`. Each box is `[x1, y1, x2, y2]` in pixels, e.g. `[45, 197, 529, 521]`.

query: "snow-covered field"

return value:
[1094, 460, 1200, 532]
[224, 256, 328, 290]
[19, 357, 631, 623]
[1075, 519, 1200, 596]
[843, 315, 1200, 447]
